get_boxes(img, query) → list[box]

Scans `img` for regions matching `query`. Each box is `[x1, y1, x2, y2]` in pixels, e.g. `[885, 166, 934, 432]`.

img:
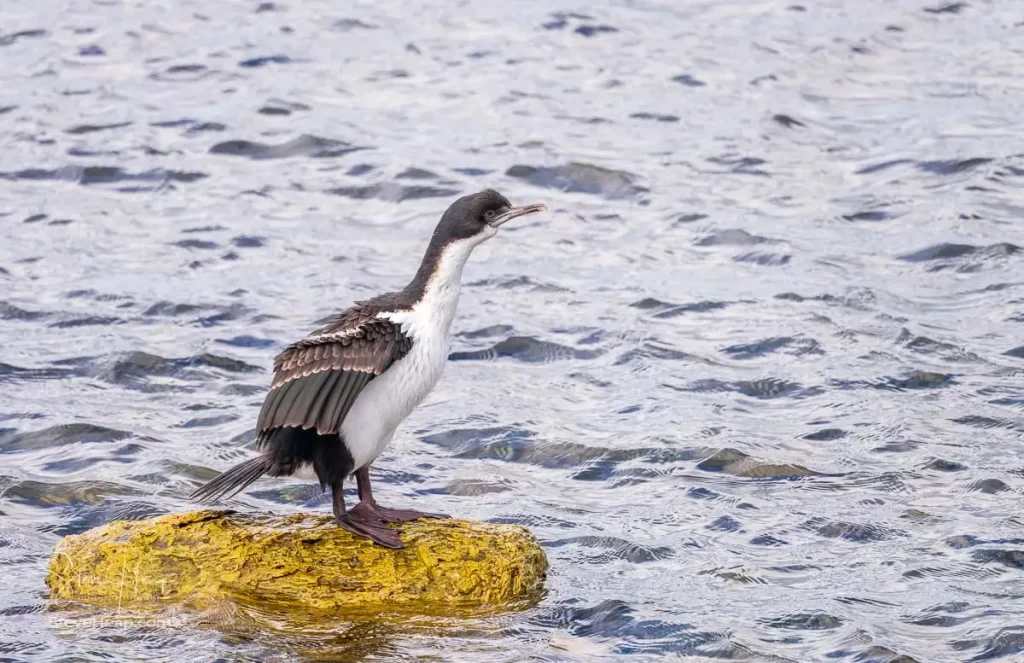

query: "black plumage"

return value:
[192, 312, 412, 502]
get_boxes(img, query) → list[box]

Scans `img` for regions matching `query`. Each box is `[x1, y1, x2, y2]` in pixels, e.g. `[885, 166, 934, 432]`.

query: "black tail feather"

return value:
[190, 456, 270, 504]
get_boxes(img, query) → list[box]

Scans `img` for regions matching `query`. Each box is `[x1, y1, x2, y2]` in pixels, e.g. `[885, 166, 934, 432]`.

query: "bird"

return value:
[190, 189, 546, 549]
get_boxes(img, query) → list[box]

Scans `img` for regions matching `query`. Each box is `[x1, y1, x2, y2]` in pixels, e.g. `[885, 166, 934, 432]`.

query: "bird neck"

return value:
[404, 236, 479, 328]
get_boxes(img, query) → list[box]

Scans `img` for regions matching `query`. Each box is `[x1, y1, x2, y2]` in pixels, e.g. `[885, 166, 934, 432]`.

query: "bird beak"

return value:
[489, 203, 547, 228]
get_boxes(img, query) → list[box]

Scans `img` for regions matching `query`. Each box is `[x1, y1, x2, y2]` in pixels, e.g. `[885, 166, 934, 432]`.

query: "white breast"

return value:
[339, 236, 483, 471]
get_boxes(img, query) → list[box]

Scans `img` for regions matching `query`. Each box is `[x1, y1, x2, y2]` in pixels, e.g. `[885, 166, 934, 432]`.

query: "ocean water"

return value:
[2, 0, 1023, 661]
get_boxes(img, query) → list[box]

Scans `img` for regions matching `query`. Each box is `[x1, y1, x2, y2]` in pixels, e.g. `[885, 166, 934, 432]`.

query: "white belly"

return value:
[340, 332, 449, 470]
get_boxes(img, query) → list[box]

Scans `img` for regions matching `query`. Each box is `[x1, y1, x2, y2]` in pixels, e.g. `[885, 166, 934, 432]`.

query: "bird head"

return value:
[435, 189, 546, 247]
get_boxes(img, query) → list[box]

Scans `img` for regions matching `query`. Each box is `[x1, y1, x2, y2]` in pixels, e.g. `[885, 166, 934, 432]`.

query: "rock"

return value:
[46, 510, 547, 616]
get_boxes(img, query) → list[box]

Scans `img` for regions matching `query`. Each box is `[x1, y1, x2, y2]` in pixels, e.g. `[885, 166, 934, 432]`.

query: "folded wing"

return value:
[256, 317, 411, 440]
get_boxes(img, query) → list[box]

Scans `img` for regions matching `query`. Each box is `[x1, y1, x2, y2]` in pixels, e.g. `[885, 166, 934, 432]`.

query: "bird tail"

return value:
[190, 456, 270, 504]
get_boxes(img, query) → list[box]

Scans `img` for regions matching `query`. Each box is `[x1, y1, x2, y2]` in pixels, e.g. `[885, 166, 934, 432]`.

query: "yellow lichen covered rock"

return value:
[46, 510, 547, 616]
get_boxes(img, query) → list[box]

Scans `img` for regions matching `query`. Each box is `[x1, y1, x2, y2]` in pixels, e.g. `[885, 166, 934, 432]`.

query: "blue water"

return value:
[2, 0, 1023, 661]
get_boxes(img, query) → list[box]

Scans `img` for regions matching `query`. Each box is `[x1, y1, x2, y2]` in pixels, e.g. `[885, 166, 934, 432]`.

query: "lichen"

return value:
[46, 510, 547, 617]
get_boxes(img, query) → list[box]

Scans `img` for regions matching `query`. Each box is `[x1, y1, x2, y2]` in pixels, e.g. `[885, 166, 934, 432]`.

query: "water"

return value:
[2, 0, 1023, 660]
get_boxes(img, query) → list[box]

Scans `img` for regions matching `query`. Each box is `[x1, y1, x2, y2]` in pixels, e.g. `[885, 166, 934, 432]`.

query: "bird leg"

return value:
[331, 478, 404, 549]
[350, 466, 450, 523]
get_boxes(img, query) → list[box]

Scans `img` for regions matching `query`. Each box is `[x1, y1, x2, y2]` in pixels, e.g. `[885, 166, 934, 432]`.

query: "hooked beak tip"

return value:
[489, 202, 547, 228]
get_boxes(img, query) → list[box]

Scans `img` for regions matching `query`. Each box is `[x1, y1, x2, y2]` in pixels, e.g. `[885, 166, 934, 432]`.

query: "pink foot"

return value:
[335, 513, 404, 549]
[350, 501, 450, 524]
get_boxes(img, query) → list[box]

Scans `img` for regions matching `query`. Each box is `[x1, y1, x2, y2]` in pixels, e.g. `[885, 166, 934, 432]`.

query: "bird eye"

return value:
[484, 209, 496, 220]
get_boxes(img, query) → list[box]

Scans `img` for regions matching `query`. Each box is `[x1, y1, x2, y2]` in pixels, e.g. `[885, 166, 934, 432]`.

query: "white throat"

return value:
[416, 235, 487, 331]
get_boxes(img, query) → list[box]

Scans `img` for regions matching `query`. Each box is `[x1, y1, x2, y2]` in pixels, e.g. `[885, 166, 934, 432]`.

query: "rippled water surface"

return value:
[3, 0, 1024, 660]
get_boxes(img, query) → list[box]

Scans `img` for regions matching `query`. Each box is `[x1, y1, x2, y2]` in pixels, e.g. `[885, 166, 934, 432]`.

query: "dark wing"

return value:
[255, 317, 411, 439]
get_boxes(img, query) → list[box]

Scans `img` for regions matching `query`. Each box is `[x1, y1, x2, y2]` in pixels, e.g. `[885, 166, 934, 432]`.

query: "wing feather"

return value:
[256, 317, 412, 439]
[319, 371, 372, 433]
[257, 378, 294, 431]
[305, 370, 343, 428]
[277, 372, 316, 427]
[286, 370, 333, 428]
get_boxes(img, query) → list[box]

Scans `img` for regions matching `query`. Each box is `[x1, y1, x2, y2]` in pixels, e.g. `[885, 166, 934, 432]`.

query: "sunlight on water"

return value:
[1, 0, 1023, 661]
